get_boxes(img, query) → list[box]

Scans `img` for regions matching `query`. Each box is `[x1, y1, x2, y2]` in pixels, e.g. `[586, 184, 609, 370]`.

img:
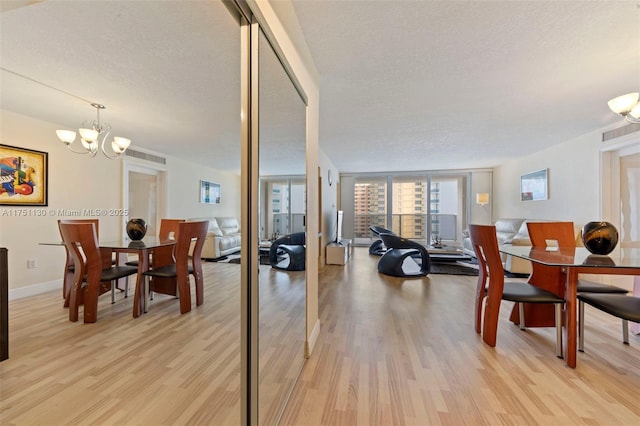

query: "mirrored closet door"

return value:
[257, 28, 307, 425]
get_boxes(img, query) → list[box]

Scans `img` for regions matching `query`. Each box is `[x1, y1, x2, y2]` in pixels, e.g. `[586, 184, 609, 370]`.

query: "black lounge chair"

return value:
[270, 232, 306, 271]
[377, 233, 431, 277]
[368, 226, 396, 256]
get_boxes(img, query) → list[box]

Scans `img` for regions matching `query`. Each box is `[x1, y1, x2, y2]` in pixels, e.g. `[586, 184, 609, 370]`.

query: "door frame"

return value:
[122, 158, 167, 240]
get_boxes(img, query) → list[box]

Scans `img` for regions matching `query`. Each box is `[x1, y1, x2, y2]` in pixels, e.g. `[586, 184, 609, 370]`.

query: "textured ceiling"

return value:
[1, 0, 305, 175]
[1, 1, 639, 175]
[290, 0, 640, 173]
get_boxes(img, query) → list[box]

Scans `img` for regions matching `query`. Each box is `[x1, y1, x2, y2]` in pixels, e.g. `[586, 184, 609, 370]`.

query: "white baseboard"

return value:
[305, 318, 321, 358]
[9, 279, 61, 301]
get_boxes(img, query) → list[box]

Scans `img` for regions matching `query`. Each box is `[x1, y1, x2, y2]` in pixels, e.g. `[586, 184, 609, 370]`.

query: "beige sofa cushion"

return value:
[190, 217, 223, 236]
[494, 218, 525, 245]
[216, 217, 240, 235]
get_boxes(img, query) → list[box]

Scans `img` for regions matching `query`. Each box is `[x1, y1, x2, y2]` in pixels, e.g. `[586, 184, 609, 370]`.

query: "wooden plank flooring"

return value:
[280, 247, 640, 425]
[2, 247, 640, 425]
[1, 260, 306, 426]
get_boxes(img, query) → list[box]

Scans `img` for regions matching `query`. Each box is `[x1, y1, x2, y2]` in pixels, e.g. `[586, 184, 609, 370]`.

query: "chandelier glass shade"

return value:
[56, 103, 131, 159]
[608, 92, 640, 124]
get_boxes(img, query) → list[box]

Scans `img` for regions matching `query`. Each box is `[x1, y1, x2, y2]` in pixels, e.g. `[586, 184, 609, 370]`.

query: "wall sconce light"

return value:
[476, 193, 489, 206]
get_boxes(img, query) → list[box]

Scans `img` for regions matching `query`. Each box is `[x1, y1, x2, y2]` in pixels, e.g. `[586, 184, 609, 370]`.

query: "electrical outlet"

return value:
[27, 258, 37, 269]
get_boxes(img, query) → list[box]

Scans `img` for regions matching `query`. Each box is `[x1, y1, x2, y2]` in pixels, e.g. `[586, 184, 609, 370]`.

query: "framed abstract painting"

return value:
[0, 144, 48, 206]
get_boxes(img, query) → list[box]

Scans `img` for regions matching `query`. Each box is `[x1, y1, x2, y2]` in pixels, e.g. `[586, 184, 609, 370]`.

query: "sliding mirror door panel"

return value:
[257, 28, 307, 425]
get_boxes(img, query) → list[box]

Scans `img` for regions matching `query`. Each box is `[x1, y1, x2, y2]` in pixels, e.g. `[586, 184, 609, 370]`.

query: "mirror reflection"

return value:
[0, 1, 244, 424]
[257, 29, 307, 425]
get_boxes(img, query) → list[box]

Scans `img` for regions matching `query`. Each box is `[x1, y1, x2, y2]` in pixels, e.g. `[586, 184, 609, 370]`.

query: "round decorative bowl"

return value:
[581, 221, 618, 255]
[126, 218, 147, 241]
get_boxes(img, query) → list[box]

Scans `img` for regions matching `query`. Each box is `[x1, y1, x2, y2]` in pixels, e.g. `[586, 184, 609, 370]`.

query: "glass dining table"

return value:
[99, 237, 177, 317]
[499, 245, 640, 368]
[42, 236, 176, 318]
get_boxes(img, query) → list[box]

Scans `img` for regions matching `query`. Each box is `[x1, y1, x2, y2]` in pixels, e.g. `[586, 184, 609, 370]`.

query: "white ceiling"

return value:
[290, 0, 640, 173]
[1, 1, 639, 175]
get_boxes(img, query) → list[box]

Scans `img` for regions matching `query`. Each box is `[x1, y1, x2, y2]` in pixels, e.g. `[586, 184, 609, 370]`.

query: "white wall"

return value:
[1, 109, 123, 293]
[0, 109, 239, 295]
[494, 128, 601, 224]
[165, 155, 240, 220]
[494, 126, 640, 290]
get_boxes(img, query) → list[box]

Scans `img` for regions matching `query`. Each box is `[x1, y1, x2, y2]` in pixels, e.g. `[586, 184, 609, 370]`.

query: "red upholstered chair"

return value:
[469, 224, 565, 357]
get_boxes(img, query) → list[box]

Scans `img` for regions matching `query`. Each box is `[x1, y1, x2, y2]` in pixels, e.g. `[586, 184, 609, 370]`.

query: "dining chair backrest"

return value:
[176, 220, 208, 314]
[59, 222, 107, 322]
[58, 218, 100, 239]
[468, 224, 505, 331]
[154, 218, 186, 266]
[468, 224, 504, 280]
[59, 222, 103, 284]
[525, 221, 577, 297]
[176, 220, 209, 266]
[58, 219, 104, 305]
[527, 221, 576, 248]
[159, 218, 185, 241]
[58, 219, 100, 266]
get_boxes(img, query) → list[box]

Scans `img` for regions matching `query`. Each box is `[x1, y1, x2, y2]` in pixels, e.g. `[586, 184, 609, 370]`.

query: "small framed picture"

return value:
[0, 144, 48, 206]
[520, 169, 548, 201]
[200, 180, 220, 204]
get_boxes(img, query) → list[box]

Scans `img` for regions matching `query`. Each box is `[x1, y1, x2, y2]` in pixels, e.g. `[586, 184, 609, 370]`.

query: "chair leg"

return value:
[144, 276, 149, 313]
[555, 303, 563, 358]
[111, 281, 116, 304]
[622, 320, 629, 344]
[124, 279, 129, 298]
[518, 303, 526, 330]
[579, 300, 585, 352]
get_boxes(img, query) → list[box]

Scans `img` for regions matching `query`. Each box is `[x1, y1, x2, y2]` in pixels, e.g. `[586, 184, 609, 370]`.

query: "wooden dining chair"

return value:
[527, 221, 628, 295]
[577, 293, 640, 350]
[142, 220, 208, 314]
[125, 218, 185, 267]
[526, 221, 629, 345]
[469, 224, 565, 357]
[58, 219, 100, 307]
[59, 222, 138, 323]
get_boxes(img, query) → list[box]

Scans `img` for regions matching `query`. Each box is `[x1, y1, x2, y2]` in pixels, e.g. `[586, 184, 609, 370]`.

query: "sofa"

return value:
[462, 218, 532, 274]
[189, 217, 241, 259]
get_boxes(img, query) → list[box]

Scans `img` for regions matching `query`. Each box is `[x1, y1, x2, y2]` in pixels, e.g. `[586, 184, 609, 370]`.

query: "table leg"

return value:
[132, 249, 149, 318]
[564, 268, 579, 368]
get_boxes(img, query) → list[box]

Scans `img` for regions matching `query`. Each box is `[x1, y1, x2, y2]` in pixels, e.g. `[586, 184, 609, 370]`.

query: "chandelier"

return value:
[56, 103, 131, 159]
[608, 92, 640, 124]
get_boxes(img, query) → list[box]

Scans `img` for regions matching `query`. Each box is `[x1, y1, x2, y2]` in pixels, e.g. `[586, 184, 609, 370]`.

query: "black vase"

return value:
[581, 221, 618, 255]
[126, 218, 147, 241]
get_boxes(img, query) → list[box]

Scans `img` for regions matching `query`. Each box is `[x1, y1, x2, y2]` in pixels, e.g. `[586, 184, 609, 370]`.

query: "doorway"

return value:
[123, 162, 166, 238]
[601, 135, 640, 333]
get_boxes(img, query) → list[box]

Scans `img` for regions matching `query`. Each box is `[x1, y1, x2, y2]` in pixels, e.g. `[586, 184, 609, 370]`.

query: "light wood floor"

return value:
[280, 247, 640, 425]
[0, 261, 305, 426]
[2, 248, 640, 425]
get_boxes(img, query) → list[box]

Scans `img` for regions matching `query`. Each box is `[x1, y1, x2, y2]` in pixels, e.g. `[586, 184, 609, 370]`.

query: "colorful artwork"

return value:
[0, 144, 48, 206]
[200, 180, 220, 204]
[520, 169, 548, 202]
